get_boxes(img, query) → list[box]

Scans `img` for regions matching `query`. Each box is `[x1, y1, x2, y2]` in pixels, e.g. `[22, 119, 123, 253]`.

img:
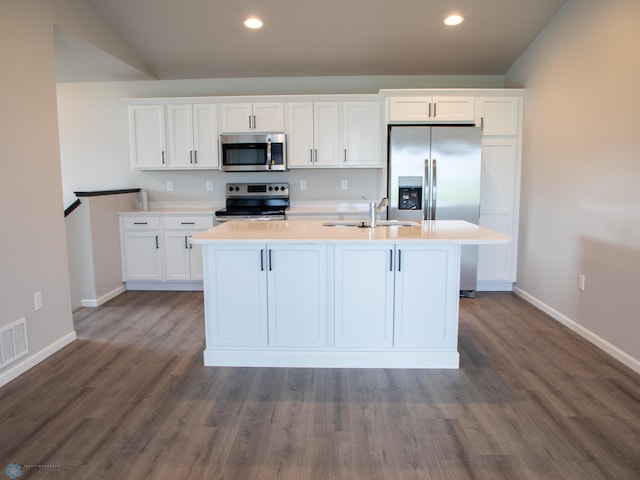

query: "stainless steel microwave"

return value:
[220, 133, 287, 172]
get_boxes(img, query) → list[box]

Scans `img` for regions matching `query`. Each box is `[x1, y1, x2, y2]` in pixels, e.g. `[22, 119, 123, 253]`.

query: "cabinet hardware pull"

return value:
[133, 222, 148, 225]
[194, 150, 198, 163]
[253, 115, 256, 130]
[390, 249, 393, 271]
[428, 103, 432, 118]
[190, 150, 193, 164]
[314, 149, 318, 163]
[480, 117, 484, 130]
[161, 151, 165, 164]
[249, 115, 252, 129]
[310, 149, 313, 163]
[398, 249, 402, 272]
[155, 235, 159, 249]
[181, 222, 195, 225]
[260, 250, 264, 271]
[268, 249, 273, 271]
[344, 149, 347, 163]
[433, 102, 437, 118]
[184, 235, 188, 249]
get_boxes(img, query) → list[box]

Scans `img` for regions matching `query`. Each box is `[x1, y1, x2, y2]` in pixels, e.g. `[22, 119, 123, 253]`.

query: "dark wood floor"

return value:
[1, 291, 638, 479]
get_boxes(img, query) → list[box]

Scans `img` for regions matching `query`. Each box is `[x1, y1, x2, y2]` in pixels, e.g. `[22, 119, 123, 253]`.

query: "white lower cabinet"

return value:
[205, 245, 268, 346]
[205, 243, 328, 347]
[393, 245, 459, 349]
[121, 216, 162, 281]
[267, 244, 328, 347]
[334, 245, 394, 347]
[120, 213, 213, 287]
[335, 243, 459, 349]
[162, 215, 214, 281]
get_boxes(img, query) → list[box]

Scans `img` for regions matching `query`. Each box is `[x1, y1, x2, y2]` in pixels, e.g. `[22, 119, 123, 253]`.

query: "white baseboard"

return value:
[0, 330, 77, 388]
[477, 281, 514, 292]
[125, 281, 203, 291]
[81, 285, 126, 308]
[513, 286, 640, 375]
[204, 348, 460, 369]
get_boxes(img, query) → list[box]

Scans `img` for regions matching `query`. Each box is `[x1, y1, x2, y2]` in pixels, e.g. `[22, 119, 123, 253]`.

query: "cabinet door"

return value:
[123, 231, 162, 280]
[388, 96, 475, 122]
[163, 231, 191, 280]
[129, 105, 166, 169]
[192, 104, 219, 168]
[285, 102, 315, 167]
[167, 104, 194, 168]
[478, 97, 520, 136]
[334, 245, 394, 348]
[314, 102, 341, 167]
[267, 244, 327, 347]
[388, 97, 431, 122]
[252, 103, 284, 132]
[431, 96, 475, 122]
[478, 138, 519, 282]
[189, 235, 205, 280]
[205, 245, 268, 346]
[342, 101, 381, 167]
[394, 245, 459, 349]
[220, 103, 253, 132]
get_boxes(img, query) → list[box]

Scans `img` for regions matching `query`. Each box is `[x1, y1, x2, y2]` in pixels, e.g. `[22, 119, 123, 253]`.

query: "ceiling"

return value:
[56, 0, 567, 82]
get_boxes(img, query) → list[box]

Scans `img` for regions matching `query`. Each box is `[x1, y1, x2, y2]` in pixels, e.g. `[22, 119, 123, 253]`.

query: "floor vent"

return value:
[1, 318, 29, 369]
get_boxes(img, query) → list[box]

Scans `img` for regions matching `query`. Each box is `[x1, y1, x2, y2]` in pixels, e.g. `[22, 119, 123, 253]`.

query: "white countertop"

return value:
[190, 219, 511, 245]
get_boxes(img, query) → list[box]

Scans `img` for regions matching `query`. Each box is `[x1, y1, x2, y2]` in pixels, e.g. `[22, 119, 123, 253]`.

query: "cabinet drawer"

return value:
[163, 216, 214, 230]
[122, 216, 160, 229]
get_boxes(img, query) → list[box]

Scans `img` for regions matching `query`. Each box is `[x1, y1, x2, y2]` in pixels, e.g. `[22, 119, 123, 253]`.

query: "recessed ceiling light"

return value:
[444, 14, 464, 26]
[244, 17, 263, 29]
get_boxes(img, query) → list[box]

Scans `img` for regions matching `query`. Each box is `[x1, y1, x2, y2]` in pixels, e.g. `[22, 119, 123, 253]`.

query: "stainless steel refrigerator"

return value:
[387, 126, 482, 296]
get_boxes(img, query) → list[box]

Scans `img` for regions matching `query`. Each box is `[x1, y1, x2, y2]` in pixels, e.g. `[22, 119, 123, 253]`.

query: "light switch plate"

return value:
[166, 181, 174, 191]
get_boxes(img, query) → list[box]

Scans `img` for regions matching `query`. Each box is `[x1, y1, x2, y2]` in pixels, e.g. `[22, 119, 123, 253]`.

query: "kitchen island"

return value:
[190, 220, 510, 369]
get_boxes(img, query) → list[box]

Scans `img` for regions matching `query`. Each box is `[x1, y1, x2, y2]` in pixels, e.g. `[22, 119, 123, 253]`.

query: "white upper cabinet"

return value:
[342, 101, 382, 167]
[167, 104, 218, 169]
[220, 102, 284, 133]
[388, 96, 475, 123]
[286, 102, 341, 167]
[129, 105, 167, 169]
[477, 97, 521, 136]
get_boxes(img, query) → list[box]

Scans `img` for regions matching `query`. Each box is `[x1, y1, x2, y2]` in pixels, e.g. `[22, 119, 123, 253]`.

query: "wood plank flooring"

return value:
[0, 291, 638, 479]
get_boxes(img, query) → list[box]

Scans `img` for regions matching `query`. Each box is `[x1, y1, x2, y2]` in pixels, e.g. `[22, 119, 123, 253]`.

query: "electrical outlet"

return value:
[578, 274, 586, 292]
[341, 179, 348, 190]
[300, 180, 307, 190]
[34, 291, 42, 311]
[166, 180, 174, 191]
[206, 181, 214, 191]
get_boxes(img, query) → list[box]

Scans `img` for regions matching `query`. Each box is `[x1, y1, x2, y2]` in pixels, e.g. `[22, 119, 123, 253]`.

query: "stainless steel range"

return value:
[214, 183, 290, 223]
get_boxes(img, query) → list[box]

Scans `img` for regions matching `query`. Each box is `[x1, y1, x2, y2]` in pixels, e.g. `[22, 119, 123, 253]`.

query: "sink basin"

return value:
[322, 220, 420, 228]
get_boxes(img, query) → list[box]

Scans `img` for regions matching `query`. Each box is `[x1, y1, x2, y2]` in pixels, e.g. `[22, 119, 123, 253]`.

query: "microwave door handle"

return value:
[266, 138, 272, 169]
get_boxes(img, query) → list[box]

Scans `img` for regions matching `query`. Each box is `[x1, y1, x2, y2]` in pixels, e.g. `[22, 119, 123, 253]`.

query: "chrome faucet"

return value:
[366, 197, 389, 228]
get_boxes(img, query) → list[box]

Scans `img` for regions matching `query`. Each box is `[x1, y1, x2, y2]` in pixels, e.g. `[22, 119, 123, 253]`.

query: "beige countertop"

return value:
[190, 219, 511, 245]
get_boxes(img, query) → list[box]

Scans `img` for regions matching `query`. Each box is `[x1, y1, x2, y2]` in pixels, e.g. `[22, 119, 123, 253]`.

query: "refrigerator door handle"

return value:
[424, 159, 430, 220]
[432, 158, 437, 220]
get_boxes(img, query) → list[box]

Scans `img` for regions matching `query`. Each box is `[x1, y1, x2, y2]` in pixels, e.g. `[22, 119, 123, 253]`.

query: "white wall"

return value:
[57, 75, 504, 209]
[506, 0, 640, 369]
[0, 0, 146, 386]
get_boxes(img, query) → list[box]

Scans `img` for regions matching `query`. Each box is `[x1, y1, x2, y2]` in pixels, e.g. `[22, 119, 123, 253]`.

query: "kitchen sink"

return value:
[322, 220, 420, 228]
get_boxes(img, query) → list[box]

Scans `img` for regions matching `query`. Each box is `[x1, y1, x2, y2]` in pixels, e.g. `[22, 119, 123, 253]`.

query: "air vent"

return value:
[1, 318, 28, 369]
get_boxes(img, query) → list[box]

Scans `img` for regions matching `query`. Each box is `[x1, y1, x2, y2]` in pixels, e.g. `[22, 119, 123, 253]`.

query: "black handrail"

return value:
[64, 199, 81, 218]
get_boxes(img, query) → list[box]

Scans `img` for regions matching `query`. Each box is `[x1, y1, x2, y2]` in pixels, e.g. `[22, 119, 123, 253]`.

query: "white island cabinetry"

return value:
[205, 243, 328, 348]
[192, 220, 510, 369]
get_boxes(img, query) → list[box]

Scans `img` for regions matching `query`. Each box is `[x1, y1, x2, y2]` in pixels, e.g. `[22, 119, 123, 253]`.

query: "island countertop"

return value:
[190, 219, 511, 245]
